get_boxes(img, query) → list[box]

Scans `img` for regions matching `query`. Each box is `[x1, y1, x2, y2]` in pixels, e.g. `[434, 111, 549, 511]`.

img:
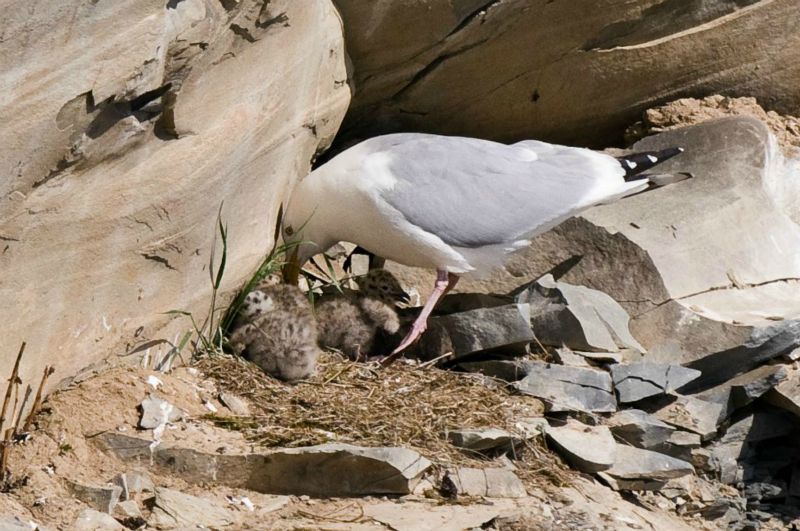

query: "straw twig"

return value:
[12, 386, 31, 434]
[0, 428, 12, 475]
[22, 365, 55, 434]
[0, 343, 25, 435]
[195, 352, 569, 489]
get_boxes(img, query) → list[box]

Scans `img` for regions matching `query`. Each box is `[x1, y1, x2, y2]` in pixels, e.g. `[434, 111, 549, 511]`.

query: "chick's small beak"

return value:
[397, 289, 412, 305]
[282, 246, 301, 285]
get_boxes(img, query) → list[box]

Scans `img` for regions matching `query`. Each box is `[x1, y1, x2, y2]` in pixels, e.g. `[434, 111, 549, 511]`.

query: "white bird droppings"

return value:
[146, 375, 163, 390]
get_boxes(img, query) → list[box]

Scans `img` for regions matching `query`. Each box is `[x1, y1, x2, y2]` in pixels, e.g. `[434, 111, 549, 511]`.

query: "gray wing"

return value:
[379, 135, 624, 248]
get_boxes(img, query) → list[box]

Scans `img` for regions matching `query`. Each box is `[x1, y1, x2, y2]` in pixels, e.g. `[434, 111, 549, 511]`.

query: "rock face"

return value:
[513, 362, 616, 413]
[445, 467, 527, 498]
[447, 428, 516, 452]
[653, 396, 724, 441]
[0, 1, 350, 394]
[545, 421, 616, 473]
[98, 434, 432, 496]
[554, 117, 800, 365]
[611, 363, 701, 403]
[600, 444, 694, 491]
[333, 1, 800, 147]
[421, 303, 534, 359]
[516, 275, 644, 354]
[150, 488, 234, 529]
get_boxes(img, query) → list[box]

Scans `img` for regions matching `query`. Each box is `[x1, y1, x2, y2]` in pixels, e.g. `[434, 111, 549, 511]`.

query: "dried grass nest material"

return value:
[195, 352, 569, 487]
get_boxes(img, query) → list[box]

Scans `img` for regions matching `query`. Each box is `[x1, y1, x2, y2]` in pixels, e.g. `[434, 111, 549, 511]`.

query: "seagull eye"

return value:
[285, 225, 294, 236]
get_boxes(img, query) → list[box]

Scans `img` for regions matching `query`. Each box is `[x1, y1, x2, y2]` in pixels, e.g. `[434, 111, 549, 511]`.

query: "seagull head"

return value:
[280, 195, 330, 284]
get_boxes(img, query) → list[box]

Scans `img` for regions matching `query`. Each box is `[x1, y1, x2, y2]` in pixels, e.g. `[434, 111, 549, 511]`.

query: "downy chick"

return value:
[229, 284, 320, 382]
[315, 269, 409, 360]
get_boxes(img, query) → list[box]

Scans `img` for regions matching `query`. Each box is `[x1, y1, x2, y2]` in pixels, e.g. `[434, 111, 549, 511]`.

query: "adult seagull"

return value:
[282, 133, 684, 355]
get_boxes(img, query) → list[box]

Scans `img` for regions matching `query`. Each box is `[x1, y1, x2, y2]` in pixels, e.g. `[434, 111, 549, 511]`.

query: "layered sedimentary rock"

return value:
[0, 0, 350, 391]
[334, 0, 800, 146]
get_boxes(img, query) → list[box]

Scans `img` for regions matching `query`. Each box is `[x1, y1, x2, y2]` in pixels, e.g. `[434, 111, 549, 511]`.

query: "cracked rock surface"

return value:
[611, 363, 701, 403]
[334, 0, 800, 147]
[513, 361, 617, 413]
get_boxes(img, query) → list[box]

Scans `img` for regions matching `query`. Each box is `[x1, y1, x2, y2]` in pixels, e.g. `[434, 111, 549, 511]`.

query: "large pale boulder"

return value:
[0, 1, 350, 394]
[334, 0, 800, 146]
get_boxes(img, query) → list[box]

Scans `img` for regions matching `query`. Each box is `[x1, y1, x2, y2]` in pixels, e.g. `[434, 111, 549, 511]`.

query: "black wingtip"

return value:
[618, 147, 684, 180]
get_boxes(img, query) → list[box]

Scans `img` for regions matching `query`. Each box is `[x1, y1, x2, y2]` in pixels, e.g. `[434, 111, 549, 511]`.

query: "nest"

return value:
[195, 352, 570, 488]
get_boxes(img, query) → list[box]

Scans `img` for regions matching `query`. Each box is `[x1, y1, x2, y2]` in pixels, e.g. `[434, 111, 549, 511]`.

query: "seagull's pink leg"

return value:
[381, 269, 459, 365]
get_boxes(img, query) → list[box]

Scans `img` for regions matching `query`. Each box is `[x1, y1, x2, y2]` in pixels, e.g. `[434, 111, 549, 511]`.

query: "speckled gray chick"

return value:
[315, 269, 407, 360]
[229, 284, 320, 382]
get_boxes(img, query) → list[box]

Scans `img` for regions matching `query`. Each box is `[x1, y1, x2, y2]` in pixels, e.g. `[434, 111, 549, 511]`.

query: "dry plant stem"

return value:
[13, 386, 32, 434]
[297, 503, 364, 523]
[9, 377, 21, 435]
[418, 352, 454, 369]
[194, 353, 570, 491]
[0, 342, 26, 435]
[22, 366, 54, 433]
[0, 428, 12, 475]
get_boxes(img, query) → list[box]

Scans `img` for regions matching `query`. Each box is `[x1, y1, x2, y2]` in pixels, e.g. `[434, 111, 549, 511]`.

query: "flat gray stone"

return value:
[513, 361, 616, 413]
[597, 473, 670, 492]
[458, 360, 532, 382]
[66, 480, 122, 513]
[653, 396, 724, 440]
[447, 428, 516, 452]
[655, 430, 702, 462]
[704, 439, 746, 485]
[259, 443, 432, 495]
[113, 471, 154, 501]
[764, 367, 800, 416]
[553, 347, 591, 367]
[515, 274, 644, 354]
[684, 321, 800, 390]
[446, 467, 527, 498]
[98, 434, 431, 496]
[718, 408, 797, 444]
[545, 421, 616, 473]
[435, 293, 513, 314]
[571, 349, 623, 364]
[697, 364, 789, 419]
[72, 509, 125, 531]
[705, 407, 798, 484]
[606, 409, 675, 448]
[113, 500, 142, 519]
[139, 394, 184, 429]
[218, 392, 251, 416]
[610, 363, 701, 403]
[149, 488, 235, 528]
[604, 444, 694, 484]
[785, 347, 800, 361]
[364, 501, 502, 531]
[0, 516, 45, 531]
[553, 346, 623, 367]
[421, 304, 534, 359]
[513, 417, 548, 439]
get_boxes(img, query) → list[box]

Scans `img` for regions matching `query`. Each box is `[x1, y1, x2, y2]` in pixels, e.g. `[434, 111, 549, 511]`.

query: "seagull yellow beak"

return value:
[282, 246, 301, 285]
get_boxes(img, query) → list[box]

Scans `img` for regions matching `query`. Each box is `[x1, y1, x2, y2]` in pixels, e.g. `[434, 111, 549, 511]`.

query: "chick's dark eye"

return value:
[285, 226, 294, 236]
